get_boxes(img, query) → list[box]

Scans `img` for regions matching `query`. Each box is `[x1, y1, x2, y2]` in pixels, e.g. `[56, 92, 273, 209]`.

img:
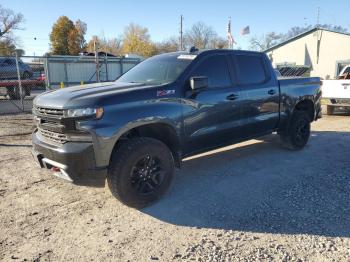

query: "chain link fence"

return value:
[0, 52, 141, 115]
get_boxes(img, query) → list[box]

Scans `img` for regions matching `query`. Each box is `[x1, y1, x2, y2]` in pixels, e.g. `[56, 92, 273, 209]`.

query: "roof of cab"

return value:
[156, 49, 264, 58]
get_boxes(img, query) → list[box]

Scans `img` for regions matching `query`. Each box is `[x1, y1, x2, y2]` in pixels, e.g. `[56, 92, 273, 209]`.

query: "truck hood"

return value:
[34, 81, 156, 109]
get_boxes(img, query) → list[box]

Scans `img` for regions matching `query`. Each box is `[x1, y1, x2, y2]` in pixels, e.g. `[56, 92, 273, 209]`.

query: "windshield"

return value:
[343, 67, 350, 74]
[116, 53, 193, 85]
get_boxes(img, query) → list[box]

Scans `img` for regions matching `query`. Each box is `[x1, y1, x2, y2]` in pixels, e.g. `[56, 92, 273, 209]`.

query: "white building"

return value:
[265, 28, 350, 79]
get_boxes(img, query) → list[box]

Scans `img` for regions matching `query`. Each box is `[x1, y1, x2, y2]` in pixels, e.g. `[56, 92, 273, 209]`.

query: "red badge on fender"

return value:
[157, 90, 175, 97]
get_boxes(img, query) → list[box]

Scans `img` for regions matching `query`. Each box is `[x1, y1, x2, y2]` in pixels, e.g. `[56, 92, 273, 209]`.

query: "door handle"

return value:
[226, 93, 239, 100]
[268, 89, 276, 95]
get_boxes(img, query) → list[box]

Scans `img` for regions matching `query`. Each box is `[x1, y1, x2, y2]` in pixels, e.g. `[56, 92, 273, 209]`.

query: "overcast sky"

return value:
[3, 0, 350, 55]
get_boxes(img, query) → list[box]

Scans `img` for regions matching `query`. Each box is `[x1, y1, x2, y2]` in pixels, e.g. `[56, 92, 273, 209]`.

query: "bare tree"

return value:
[155, 37, 179, 53]
[184, 22, 217, 49]
[75, 19, 87, 50]
[86, 35, 123, 56]
[282, 24, 348, 41]
[0, 5, 24, 38]
[250, 24, 349, 52]
[249, 32, 282, 51]
[210, 36, 228, 49]
[0, 5, 24, 55]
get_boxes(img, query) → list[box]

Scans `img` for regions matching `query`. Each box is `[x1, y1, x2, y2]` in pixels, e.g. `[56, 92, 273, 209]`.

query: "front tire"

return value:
[280, 110, 311, 150]
[107, 137, 174, 208]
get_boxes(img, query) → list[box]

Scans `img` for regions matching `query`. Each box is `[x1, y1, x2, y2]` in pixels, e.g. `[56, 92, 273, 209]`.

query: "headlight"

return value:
[65, 107, 104, 119]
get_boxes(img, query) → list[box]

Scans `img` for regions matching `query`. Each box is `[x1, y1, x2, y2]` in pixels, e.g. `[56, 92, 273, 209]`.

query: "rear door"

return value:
[231, 53, 280, 137]
[182, 53, 244, 155]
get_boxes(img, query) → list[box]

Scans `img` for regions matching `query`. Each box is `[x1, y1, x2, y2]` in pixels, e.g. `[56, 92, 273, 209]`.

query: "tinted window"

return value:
[343, 67, 350, 74]
[235, 55, 267, 85]
[191, 55, 231, 88]
[117, 54, 192, 85]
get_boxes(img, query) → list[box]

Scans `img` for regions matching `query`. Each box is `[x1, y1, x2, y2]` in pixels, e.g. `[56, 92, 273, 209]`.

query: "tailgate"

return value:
[322, 80, 350, 99]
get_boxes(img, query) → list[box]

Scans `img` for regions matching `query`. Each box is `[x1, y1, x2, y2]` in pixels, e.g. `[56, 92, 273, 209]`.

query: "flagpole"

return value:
[227, 16, 232, 49]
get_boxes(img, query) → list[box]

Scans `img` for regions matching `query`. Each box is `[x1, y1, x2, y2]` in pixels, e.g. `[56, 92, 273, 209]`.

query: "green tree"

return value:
[50, 16, 87, 55]
[122, 23, 157, 57]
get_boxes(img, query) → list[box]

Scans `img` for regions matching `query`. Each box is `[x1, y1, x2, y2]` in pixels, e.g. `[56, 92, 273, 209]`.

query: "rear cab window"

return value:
[233, 54, 268, 86]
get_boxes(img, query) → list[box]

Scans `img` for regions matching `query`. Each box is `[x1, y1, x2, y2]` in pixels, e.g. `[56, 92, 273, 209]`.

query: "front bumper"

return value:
[32, 131, 107, 187]
[322, 98, 350, 107]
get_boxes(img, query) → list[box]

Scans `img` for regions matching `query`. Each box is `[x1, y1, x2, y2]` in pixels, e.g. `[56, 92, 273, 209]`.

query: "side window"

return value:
[234, 54, 267, 85]
[191, 55, 231, 88]
[3, 59, 11, 65]
[4, 59, 15, 66]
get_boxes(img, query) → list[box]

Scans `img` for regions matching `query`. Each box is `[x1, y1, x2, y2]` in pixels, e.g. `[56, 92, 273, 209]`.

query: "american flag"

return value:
[241, 26, 250, 35]
[227, 17, 235, 47]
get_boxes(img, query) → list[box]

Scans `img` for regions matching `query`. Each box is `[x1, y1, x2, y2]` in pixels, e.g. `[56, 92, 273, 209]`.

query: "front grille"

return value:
[38, 128, 68, 144]
[35, 106, 64, 117]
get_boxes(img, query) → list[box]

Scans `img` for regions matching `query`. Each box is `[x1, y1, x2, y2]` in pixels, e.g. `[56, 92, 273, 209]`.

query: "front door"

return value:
[182, 54, 244, 155]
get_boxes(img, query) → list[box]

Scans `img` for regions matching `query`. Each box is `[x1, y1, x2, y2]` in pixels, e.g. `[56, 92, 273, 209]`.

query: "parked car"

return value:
[37, 73, 45, 82]
[0, 57, 33, 80]
[32, 49, 322, 208]
[322, 65, 350, 115]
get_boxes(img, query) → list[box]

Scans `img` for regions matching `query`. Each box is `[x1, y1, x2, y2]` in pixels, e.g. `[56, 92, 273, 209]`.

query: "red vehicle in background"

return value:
[37, 73, 45, 82]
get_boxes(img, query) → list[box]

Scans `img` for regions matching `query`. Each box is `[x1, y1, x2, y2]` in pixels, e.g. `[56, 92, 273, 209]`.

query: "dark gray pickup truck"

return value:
[32, 49, 322, 208]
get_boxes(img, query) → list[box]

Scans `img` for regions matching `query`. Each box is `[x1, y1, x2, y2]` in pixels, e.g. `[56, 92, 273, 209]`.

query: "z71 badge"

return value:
[157, 90, 175, 97]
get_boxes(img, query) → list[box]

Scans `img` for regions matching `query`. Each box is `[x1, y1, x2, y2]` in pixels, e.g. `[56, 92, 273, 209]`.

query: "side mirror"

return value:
[190, 76, 208, 90]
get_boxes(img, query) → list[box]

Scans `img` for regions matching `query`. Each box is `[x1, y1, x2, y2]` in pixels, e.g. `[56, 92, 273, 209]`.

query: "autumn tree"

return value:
[122, 23, 157, 57]
[0, 5, 24, 55]
[50, 16, 87, 55]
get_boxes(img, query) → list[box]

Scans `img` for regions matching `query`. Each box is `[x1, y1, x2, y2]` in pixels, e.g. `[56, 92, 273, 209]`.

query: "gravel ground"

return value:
[0, 112, 349, 261]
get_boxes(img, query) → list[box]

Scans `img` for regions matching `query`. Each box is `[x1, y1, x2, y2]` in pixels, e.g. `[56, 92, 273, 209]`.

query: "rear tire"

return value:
[24, 86, 31, 96]
[22, 71, 31, 79]
[107, 137, 174, 208]
[326, 105, 335, 115]
[280, 110, 311, 150]
[7, 86, 20, 100]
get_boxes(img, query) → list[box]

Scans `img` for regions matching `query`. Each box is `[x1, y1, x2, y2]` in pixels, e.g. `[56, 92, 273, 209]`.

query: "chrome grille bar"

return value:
[35, 106, 64, 116]
[38, 128, 68, 144]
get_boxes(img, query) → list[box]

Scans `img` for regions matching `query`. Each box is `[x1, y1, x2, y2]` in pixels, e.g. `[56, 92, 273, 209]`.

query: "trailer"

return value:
[0, 79, 45, 100]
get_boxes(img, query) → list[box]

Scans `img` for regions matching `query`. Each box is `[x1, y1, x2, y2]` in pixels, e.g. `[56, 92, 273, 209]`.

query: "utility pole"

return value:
[94, 40, 100, 82]
[180, 15, 184, 51]
[317, 7, 320, 27]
